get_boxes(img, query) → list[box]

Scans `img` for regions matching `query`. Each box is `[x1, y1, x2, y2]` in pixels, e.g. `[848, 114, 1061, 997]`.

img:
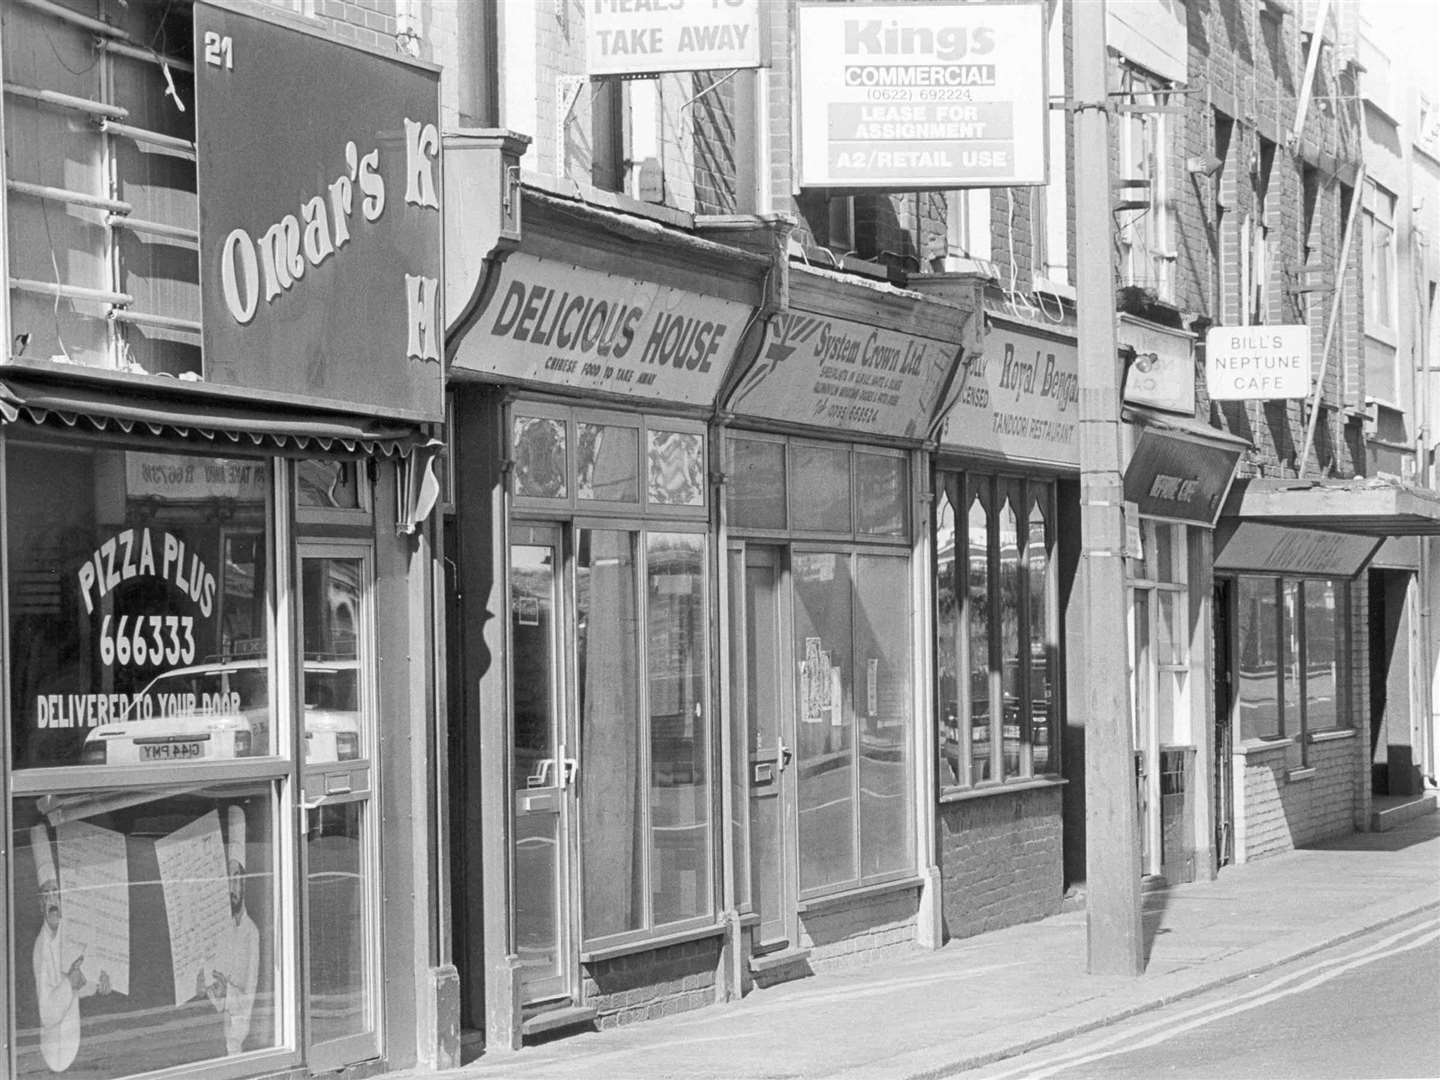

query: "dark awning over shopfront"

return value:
[1122, 406, 1249, 527]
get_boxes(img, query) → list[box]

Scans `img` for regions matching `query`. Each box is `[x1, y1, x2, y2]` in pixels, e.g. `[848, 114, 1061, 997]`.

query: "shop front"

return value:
[1122, 414, 1244, 881]
[443, 182, 779, 1045]
[721, 265, 976, 970]
[922, 298, 1078, 936]
[1215, 477, 1440, 861]
[1, 4, 448, 1077]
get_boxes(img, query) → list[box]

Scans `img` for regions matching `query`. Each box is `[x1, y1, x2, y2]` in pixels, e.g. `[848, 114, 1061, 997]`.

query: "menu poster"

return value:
[56, 821, 132, 996]
[154, 811, 231, 1005]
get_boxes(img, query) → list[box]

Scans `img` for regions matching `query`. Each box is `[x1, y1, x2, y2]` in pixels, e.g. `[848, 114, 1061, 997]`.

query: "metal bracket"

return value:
[555, 75, 586, 175]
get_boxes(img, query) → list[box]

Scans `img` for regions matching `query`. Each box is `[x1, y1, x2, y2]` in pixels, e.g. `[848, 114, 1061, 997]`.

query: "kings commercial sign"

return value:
[195, 2, 443, 422]
[795, 1, 1047, 188]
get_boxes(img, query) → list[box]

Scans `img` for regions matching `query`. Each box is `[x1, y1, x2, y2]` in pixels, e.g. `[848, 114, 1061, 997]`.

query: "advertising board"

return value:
[195, 2, 443, 422]
[453, 252, 753, 407]
[587, 0, 763, 76]
[795, 1, 1047, 188]
[1205, 324, 1310, 400]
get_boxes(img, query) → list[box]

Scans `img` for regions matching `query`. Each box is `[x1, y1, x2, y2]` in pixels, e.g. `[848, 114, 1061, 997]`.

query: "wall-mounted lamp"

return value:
[1187, 154, 1224, 177]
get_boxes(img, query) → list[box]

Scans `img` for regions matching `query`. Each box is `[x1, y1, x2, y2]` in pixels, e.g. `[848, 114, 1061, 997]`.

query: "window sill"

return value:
[797, 875, 923, 914]
[1308, 727, 1357, 743]
[1287, 767, 1317, 782]
[939, 775, 1068, 803]
[1034, 276, 1076, 302]
[580, 920, 727, 964]
[1238, 737, 1295, 757]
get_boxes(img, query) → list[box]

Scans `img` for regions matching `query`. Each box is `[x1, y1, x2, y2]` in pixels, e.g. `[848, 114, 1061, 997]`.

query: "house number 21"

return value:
[203, 31, 234, 70]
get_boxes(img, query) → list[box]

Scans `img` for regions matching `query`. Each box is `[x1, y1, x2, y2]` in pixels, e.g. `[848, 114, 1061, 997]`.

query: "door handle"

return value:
[562, 758, 578, 785]
[778, 739, 792, 770]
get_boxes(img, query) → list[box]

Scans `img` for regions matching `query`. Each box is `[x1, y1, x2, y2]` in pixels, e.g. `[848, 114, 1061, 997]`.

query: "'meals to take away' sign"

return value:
[937, 321, 1079, 467]
[196, 3, 443, 422]
[795, 1, 1047, 188]
[588, 0, 762, 76]
[728, 310, 958, 440]
[1205, 325, 1311, 400]
[453, 252, 752, 406]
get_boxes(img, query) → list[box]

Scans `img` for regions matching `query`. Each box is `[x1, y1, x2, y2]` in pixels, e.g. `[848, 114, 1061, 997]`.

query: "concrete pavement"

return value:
[405, 811, 1440, 1080]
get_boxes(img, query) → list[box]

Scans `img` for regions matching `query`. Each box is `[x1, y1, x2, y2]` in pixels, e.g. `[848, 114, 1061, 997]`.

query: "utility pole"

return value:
[1072, 0, 1144, 975]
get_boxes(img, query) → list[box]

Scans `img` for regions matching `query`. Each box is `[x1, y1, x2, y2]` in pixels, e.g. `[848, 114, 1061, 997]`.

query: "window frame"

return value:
[935, 468, 1062, 795]
[2, 429, 307, 1080]
[1231, 574, 1351, 759]
[2, 0, 199, 374]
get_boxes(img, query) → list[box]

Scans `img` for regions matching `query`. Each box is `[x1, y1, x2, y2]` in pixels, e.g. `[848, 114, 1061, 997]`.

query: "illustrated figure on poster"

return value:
[196, 805, 259, 1055]
[30, 824, 110, 1073]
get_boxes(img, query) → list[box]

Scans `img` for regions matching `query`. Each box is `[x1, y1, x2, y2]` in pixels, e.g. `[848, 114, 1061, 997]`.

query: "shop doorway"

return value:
[1129, 585, 1161, 877]
[732, 545, 799, 954]
[508, 526, 577, 1007]
[297, 544, 380, 1069]
[1213, 580, 1235, 869]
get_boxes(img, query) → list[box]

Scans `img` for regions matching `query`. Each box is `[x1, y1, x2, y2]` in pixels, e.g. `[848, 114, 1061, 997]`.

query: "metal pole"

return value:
[1072, 0, 1145, 976]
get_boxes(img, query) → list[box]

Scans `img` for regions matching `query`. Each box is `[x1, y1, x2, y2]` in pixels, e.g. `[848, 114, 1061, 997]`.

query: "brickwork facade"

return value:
[938, 787, 1065, 939]
[581, 939, 721, 1030]
[798, 890, 921, 972]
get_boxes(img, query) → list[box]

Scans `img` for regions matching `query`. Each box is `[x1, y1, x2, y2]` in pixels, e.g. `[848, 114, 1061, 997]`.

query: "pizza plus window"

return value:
[7, 442, 271, 771]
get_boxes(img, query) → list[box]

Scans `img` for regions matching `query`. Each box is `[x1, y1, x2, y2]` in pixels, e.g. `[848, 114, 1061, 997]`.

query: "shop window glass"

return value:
[1156, 590, 1185, 666]
[854, 555, 912, 878]
[998, 484, 1022, 779]
[646, 533, 711, 923]
[938, 472, 1060, 790]
[855, 453, 907, 537]
[647, 428, 705, 506]
[298, 460, 362, 511]
[577, 423, 639, 503]
[936, 488, 962, 787]
[7, 444, 271, 770]
[577, 530, 643, 938]
[727, 437, 786, 530]
[3, 1, 199, 376]
[12, 782, 278, 1077]
[1237, 577, 1281, 741]
[1153, 522, 1177, 583]
[793, 552, 856, 891]
[1026, 496, 1054, 773]
[299, 558, 365, 763]
[305, 801, 369, 1043]
[790, 444, 852, 533]
[967, 490, 993, 784]
[1305, 580, 1340, 731]
[513, 415, 567, 500]
[1282, 580, 1301, 736]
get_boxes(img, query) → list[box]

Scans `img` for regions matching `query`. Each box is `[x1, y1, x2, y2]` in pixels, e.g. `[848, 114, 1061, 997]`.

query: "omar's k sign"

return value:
[195, 2, 443, 422]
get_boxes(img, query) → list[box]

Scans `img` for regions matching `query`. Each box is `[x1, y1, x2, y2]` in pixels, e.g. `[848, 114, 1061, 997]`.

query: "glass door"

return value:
[1129, 587, 1161, 877]
[297, 543, 379, 1067]
[734, 546, 797, 953]
[509, 526, 574, 1004]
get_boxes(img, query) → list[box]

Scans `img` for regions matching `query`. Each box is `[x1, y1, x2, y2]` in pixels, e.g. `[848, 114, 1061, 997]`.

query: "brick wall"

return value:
[1189, 0, 1367, 480]
[581, 938, 720, 1030]
[937, 785, 1064, 938]
[1238, 735, 1362, 860]
[798, 890, 920, 972]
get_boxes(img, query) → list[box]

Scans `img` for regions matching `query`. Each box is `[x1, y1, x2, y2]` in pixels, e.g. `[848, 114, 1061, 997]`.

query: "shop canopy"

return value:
[1227, 476, 1440, 537]
[0, 367, 431, 457]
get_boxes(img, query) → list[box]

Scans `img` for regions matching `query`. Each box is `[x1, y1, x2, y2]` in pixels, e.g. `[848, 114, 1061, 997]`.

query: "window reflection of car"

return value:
[78, 660, 360, 765]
